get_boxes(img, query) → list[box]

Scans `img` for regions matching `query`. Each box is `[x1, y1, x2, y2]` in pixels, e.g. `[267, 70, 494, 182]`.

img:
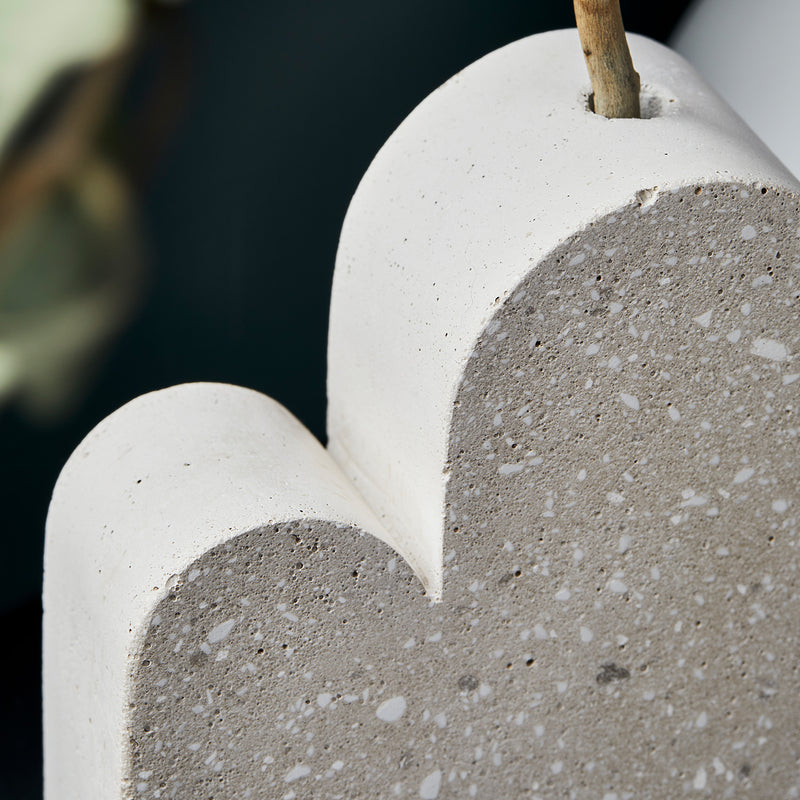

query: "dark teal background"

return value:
[0, 2, 690, 796]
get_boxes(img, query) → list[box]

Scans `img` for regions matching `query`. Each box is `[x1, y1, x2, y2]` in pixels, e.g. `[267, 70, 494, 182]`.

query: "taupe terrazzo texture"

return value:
[129, 185, 800, 798]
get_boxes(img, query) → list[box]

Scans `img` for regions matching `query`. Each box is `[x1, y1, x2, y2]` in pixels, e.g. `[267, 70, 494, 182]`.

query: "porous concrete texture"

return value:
[45, 29, 800, 800]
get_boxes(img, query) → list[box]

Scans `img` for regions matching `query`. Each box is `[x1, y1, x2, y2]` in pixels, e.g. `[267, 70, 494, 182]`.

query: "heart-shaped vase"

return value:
[45, 30, 800, 799]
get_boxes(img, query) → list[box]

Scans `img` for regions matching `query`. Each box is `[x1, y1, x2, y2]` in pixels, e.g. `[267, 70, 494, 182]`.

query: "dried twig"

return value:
[574, 0, 640, 118]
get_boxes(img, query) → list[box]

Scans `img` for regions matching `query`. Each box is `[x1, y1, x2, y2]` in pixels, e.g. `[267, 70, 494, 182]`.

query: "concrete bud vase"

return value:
[45, 30, 800, 799]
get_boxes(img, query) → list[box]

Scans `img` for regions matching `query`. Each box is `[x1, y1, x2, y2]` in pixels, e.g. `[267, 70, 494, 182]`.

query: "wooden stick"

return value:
[574, 0, 640, 119]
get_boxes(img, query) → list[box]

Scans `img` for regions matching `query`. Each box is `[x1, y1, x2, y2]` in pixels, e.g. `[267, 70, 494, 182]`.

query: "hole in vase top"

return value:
[585, 86, 673, 119]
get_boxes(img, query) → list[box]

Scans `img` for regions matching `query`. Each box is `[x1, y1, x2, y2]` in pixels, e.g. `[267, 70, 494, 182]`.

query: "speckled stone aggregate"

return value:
[129, 185, 800, 799]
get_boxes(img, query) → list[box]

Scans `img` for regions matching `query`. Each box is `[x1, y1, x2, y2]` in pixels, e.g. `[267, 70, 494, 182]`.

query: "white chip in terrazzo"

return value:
[376, 696, 407, 722]
[619, 393, 640, 411]
[207, 619, 235, 644]
[419, 769, 442, 799]
[750, 337, 788, 361]
[284, 765, 310, 783]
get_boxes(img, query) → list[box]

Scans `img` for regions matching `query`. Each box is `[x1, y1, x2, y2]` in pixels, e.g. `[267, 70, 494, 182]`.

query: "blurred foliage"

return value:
[0, 0, 143, 421]
[0, 0, 131, 157]
[0, 158, 141, 421]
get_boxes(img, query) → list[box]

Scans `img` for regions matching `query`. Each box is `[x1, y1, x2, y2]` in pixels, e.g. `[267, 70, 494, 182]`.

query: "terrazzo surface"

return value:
[130, 185, 800, 798]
